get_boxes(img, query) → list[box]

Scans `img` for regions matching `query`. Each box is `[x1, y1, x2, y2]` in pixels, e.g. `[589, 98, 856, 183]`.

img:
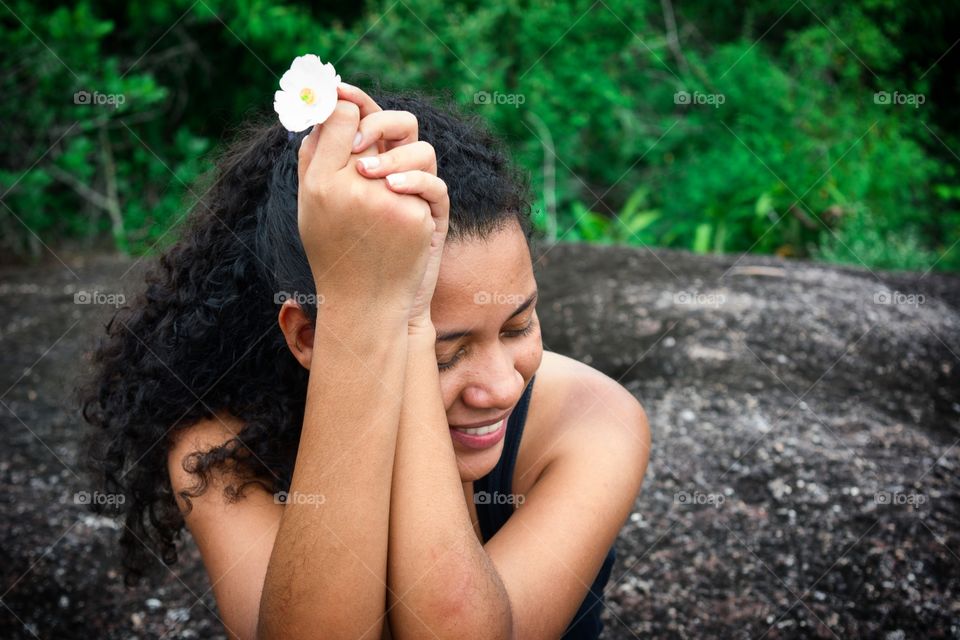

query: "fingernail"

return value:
[338, 81, 357, 90]
[359, 157, 380, 170]
[385, 173, 405, 186]
[353, 131, 363, 148]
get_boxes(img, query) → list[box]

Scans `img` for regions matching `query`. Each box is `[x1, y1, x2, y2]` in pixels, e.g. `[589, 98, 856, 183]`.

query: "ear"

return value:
[278, 299, 315, 370]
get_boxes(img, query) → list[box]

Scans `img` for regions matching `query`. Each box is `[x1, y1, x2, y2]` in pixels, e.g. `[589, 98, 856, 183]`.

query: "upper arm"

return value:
[484, 372, 651, 639]
[167, 415, 284, 640]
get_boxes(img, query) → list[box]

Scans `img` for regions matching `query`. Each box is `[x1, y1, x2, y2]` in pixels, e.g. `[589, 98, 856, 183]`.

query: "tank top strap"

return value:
[472, 374, 536, 543]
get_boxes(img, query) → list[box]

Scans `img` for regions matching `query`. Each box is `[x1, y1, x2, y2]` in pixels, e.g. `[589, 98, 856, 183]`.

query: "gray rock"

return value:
[1, 244, 957, 639]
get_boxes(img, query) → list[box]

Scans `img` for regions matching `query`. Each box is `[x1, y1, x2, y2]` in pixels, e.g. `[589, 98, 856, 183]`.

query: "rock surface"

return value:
[1, 243, 958, 639]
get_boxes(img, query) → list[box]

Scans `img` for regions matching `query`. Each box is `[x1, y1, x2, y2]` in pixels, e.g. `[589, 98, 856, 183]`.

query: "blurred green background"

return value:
[2, 0, 958, 272]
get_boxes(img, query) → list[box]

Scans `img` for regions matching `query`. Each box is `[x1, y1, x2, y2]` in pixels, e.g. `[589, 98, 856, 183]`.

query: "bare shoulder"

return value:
[168, 410, 246, 454]
[517, 351, 650, 493]
[166, 412, 264, 512]
[165, 412, 282, 640]
[533, 350, 648, 434]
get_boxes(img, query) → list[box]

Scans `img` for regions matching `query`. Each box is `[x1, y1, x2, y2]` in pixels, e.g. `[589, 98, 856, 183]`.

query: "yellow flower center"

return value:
[299, 87, 316, 105]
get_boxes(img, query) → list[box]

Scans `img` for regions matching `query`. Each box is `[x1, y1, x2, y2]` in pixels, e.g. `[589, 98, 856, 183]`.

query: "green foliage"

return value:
[1, 0, 957, 272]
[542, 186, 662, 246]
[814, 205, 941, 272]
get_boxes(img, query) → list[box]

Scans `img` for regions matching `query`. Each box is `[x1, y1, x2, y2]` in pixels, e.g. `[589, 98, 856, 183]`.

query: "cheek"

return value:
[517, 333, 544, 380]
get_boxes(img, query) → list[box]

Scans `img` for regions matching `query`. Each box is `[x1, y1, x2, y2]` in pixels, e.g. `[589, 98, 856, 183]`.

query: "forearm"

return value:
[386, 326, 512, 639]
[258, 307, 408, 640]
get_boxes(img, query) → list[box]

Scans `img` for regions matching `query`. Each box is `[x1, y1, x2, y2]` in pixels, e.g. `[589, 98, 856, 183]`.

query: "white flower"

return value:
[273, 54, 341, 132]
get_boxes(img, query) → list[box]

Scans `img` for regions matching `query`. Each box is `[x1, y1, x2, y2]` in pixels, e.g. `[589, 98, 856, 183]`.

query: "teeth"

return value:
[452, 419, 503, 436]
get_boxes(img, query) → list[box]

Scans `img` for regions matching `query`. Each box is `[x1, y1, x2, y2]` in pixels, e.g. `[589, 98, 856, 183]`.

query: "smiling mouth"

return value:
[449, 422, 503, 436]
[447, 416, 509, 450]
[448, 410, 510, 432]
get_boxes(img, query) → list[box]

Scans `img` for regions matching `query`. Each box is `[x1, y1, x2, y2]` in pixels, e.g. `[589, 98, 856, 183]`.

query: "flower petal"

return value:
[275, 54, 342, 130]
[308, 87, 338, 126]
[274, 90, 311, 132]
[279, 67, 305, 93]
[290, 53, 322, 76]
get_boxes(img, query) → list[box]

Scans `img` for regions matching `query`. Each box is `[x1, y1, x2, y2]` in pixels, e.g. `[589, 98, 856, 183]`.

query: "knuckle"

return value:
[412, 140, 433, 155]
[413, 199, 431, 223]
[398, 192, 427, 218]
[373, 182, 401, 210]
[334, 100, 360, 122]
[347, 175, 370, 203]
[412, 140, 436, 168]
[304, 176, 329, 202]
[399, 111, 419, 135]
[358, 110, 381, 131]
[372, 111, 395, 130]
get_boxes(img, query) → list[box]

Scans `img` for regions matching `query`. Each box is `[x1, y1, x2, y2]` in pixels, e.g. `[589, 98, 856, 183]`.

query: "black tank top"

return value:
[472, 375, 617, 639]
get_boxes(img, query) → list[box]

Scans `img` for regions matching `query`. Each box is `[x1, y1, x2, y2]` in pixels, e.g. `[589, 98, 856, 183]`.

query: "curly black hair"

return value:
[78, 87, 534, 587]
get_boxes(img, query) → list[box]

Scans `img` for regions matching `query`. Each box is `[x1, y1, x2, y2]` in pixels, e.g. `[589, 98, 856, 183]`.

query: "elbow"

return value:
[500, 590, 517, 640]
[503, 603, 518, 640]
[434, 601, 513, 640]
[432, 570, 514, 640]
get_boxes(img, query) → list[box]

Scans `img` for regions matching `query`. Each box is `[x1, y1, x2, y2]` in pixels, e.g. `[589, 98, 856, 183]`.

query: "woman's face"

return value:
[431, 219, 544, 482]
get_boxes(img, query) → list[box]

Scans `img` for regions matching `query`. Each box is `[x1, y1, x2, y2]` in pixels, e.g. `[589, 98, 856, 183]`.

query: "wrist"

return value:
[407, 320, 436, 342]
[310, 283, 411, 329]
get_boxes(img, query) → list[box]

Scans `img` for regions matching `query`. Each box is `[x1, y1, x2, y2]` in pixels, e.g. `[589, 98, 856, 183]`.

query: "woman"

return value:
[80, 83, 651, 640]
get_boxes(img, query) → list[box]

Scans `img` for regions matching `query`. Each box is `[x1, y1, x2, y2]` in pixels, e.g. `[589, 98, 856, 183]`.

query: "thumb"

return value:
[297, 125, 320, 188]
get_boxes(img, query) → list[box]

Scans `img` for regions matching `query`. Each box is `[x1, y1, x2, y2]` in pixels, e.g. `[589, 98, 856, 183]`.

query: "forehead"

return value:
[432, 222, 534, 317]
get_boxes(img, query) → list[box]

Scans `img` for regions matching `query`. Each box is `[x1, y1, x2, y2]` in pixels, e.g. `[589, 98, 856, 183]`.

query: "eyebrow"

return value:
[436, 290, 538, 342]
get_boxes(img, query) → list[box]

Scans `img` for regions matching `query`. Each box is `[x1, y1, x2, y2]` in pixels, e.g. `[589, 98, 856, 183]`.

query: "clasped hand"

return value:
[297, 84, 449, 332]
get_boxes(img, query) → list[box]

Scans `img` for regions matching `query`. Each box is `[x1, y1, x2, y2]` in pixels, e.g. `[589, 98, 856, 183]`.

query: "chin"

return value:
[454, 439, 506, 483]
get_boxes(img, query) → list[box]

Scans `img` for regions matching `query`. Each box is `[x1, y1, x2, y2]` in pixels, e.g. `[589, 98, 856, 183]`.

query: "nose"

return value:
[460, 343, 525, 410]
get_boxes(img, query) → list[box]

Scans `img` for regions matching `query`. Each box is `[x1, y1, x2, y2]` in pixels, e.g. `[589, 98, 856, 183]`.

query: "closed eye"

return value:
[504, 319, 536, 338]
[437, 318, 537, 372]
